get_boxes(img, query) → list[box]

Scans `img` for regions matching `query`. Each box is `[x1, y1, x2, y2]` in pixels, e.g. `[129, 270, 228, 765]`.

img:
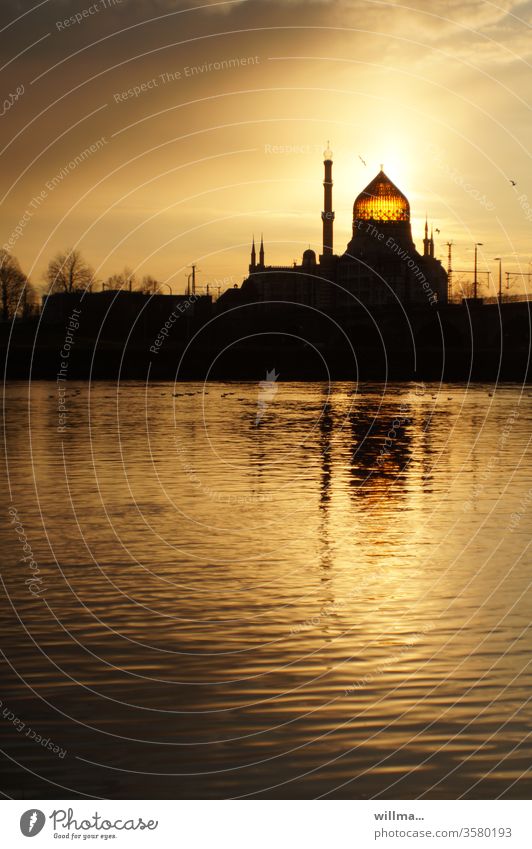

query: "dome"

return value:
[354, 169, 410, 223]
[302, 248, 317, 265]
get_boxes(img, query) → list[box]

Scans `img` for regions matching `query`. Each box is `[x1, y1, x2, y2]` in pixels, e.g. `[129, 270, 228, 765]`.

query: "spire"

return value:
[259, 233, 264, 267]
[249, 235, 257, 273]
[430, 225, 434, 258]
[423, 217, 431, 258]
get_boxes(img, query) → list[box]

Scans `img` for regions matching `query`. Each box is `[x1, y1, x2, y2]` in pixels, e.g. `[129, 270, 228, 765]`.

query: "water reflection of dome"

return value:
[354, 169, 410, 223]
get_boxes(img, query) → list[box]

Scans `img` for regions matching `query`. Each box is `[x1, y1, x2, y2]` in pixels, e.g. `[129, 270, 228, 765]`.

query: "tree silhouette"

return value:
[45, 248, 94, 293]
[138, 275, 161, 294]
[103, 267, 136, 291]
[0, 250, 34, 321]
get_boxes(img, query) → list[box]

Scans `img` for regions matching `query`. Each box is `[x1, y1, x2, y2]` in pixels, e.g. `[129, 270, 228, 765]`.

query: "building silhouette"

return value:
[219, 147, 447, 313]
[4, 147, 530, 382]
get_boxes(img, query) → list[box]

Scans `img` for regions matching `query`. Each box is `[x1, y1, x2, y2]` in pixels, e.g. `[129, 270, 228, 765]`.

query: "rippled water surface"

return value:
[1, 381, 531, 799]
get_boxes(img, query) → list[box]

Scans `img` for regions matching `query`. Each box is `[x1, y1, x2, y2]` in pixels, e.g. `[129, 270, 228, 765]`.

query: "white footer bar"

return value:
[3, 799, 530, 848]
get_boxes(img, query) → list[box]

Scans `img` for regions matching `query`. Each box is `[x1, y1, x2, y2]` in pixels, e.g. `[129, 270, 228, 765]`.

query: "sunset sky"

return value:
[2, 0, 532, 296]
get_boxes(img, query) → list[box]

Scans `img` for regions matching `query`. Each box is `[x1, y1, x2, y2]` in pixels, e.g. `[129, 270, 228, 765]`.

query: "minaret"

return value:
[259, 234, 265, 268]
[321, 143, 334, 260]
[423, 217, 431, 257]
[249, 236, 256, 273]
[430, 225, 435, 259]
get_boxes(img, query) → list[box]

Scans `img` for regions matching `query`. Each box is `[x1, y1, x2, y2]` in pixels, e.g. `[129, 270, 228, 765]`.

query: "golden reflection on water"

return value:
[1, 381, 531, 798]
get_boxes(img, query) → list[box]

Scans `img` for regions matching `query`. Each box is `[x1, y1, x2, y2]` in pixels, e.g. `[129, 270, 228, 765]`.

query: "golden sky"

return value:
[2, 0, 532, 295]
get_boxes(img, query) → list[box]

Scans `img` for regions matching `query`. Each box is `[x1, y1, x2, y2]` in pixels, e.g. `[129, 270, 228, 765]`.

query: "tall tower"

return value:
[249, 236, 256, 273]
[321, 143, 334, 260]
[430, 225, 435, 258]
[259, 234, 265, 268]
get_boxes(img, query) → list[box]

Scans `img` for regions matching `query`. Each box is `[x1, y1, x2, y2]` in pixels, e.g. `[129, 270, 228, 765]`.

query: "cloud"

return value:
[141, 0, 532, 66]
[3, 0, 531, 59]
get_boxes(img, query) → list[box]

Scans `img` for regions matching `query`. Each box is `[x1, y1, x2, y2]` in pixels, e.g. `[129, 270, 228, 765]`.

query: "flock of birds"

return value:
[171, 389, 502, 401]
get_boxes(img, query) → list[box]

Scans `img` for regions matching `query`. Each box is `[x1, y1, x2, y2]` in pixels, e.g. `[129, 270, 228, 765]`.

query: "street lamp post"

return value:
[494, 257, 502, 301]
[187, 265, 198, 296]
[474, 242, 483, 299]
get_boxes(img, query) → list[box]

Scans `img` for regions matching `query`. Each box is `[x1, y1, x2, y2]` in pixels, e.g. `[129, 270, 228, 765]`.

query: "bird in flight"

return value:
[435, 228, 441, 234]
[509, 179, 517, 186]
[358, 155, 367, 166]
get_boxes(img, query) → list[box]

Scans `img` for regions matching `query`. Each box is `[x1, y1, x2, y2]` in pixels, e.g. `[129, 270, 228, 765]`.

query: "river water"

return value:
[1, 381, 531, 799]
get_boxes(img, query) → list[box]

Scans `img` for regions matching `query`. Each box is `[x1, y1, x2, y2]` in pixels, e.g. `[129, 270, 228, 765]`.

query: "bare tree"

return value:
[451, 272, 490, 302]
[45, 248, 94, 293]
[451, 275, 474, 301]
[0, 250, 33, 321]
[103, 267, 136, 291]
[138, 275, 161, 294]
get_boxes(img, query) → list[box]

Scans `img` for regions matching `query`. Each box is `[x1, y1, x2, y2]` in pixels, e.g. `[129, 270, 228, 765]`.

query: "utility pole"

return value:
[446, 241, 453, 301]
[187, 265, 198, 296]
[474, 242, 483, 299]
[494, 257, 502, 301]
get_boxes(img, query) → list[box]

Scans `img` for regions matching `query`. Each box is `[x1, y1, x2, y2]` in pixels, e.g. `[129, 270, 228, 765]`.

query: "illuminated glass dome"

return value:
[354, 169, 410, 222]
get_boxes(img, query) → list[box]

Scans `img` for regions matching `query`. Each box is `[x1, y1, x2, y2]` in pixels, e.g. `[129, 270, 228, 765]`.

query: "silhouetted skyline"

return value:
[2, 0, 532, 296]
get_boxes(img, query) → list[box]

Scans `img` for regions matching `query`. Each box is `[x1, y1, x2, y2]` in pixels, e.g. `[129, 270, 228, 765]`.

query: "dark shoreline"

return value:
[1, 345, 529, 382]
[2, 298, 530, 382]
